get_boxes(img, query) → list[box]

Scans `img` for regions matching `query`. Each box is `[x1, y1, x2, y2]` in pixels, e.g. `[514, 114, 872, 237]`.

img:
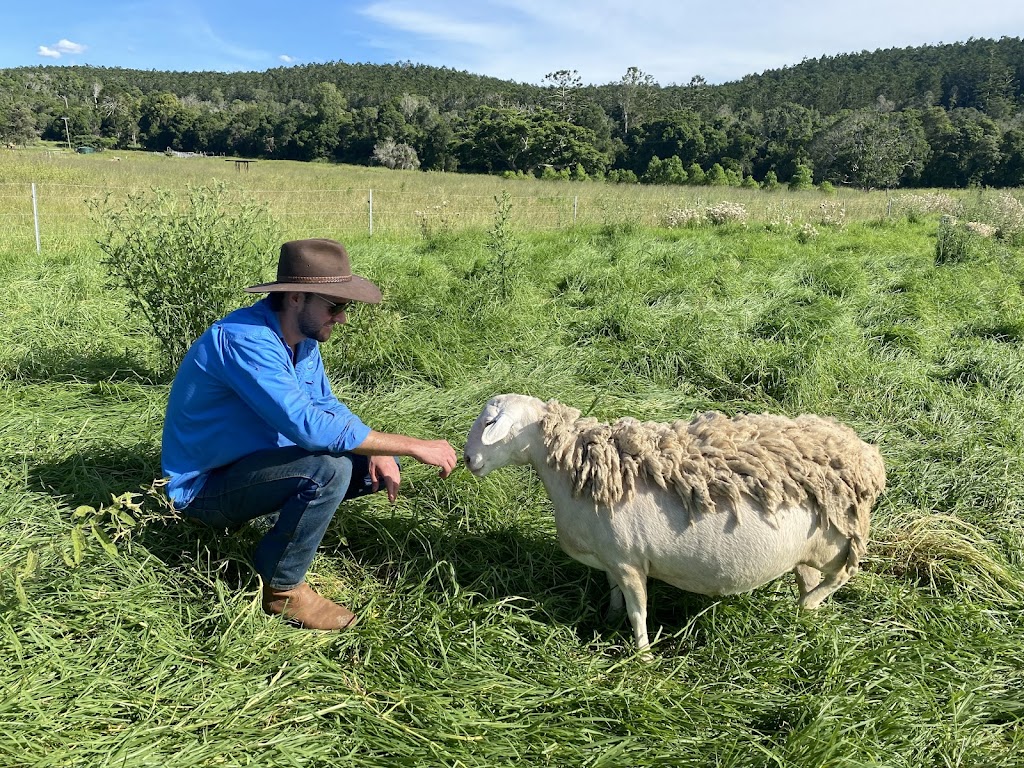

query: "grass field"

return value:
[0, 146, 919, 245]
[1, 148, 1023, 766]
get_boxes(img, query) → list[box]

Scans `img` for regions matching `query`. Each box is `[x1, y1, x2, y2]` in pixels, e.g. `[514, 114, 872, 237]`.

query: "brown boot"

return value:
[262, 582, 359, 630]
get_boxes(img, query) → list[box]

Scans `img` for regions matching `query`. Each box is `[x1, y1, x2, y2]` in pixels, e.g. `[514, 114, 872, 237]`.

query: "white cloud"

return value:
[279, 54, 296, 63]
[356, 0, 1024, 85]
[37, 38, 87, 60]
[360, 3, 505, 46]
[54, 39, 87, 54]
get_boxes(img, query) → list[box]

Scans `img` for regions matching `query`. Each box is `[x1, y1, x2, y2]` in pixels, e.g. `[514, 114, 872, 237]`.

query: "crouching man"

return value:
[161, 238, 457, 630]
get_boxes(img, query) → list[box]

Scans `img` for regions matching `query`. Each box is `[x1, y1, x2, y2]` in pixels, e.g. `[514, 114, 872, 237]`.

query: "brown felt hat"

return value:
[245, 238, 382, 304]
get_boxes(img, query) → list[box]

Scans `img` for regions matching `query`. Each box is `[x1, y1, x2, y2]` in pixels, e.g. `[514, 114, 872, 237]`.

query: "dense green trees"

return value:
[456, 106, 609, 176]
[1, 37, 1023, 188]
[811, 109, 930, 189]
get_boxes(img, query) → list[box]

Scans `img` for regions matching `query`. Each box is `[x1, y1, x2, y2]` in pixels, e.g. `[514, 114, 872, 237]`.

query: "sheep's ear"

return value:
[481, 413, 516, 446]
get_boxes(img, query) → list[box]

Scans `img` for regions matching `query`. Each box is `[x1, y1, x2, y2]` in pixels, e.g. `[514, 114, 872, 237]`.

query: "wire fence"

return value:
[0, 180, 896, 253]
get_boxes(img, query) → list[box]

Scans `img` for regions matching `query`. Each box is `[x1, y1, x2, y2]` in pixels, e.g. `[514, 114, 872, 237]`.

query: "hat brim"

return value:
[245, 274, 382, 304]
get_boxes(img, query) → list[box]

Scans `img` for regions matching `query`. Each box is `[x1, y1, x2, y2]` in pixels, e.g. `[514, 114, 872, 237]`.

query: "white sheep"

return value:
[464, 394, 886, 653]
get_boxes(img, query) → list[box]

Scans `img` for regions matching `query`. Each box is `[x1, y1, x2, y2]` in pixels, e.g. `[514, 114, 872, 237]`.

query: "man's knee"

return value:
[303, 452, 355, 497]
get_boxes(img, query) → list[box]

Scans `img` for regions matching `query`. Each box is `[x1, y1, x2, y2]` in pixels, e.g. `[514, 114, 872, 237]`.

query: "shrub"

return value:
[570, 163, 589, 181]
[414, 198, 458, 249]
[935, 215, 982, 264]
[788, 163, 814, 191]
[818, 201, 847, 229]
[606, 169, 638, 184]
[663, 202, 748, 228]
[662, 206, 704, 228]
[705, 201, 748, 225]
[706, 163, 729, 186]
[686, 163, 706, 185]
[762, 170, 781, 191]
[643, 155, 687, 185]
[977, 192, 1024, 244]
[796, 222, 819, 243]
[476, 190, 522, 302]
[91, 181, 280, 374]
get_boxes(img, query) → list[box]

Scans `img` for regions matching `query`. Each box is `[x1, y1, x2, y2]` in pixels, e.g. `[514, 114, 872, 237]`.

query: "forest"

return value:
[1, 35, 1023, 189]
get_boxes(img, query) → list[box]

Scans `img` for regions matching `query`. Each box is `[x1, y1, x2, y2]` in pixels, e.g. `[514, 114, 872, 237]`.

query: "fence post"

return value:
[573, 195, 578, 223]
[31, 183, 40, 254]
[368, 189, 373, 236]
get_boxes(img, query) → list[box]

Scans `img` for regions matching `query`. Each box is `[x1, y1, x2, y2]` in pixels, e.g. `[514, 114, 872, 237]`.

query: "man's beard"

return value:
[297, 306, 333, 343]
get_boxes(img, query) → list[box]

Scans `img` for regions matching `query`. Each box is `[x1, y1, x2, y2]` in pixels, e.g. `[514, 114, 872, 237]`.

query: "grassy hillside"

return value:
[1, 151, 1022, 766]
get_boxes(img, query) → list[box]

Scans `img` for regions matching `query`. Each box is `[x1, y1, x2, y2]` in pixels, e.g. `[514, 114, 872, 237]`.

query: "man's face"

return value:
[297, 293, 349, 342]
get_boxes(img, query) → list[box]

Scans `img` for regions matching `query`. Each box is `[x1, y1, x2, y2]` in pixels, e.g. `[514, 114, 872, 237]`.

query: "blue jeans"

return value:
[181, 446, 387, 590]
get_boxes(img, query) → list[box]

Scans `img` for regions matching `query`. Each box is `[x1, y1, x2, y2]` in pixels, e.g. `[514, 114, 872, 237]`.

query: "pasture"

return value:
[1, 149, 1022, 766]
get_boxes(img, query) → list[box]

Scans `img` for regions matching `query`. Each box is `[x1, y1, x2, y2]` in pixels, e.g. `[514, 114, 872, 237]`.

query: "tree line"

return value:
[1, 36, 1023, 189]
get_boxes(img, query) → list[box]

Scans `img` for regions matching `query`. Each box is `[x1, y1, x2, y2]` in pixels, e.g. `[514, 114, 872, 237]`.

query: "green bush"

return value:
[606, 168, 638, 184]
[706, 163, 729, 186]
[762, 170, 781, 191]
[788, 163, 814, 191]
[686, 162, 706, 185]
[91, 181, 280, 375]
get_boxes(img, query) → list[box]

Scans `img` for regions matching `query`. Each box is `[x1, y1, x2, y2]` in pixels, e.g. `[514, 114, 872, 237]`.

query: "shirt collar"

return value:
[253, 297, 317, 364]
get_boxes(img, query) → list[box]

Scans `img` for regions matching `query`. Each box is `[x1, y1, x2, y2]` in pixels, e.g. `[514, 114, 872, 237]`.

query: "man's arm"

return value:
[354, 430, 458, 478]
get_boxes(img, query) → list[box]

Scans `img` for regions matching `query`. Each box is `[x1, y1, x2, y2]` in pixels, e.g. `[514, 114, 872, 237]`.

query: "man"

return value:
[161, 238, 458, 631]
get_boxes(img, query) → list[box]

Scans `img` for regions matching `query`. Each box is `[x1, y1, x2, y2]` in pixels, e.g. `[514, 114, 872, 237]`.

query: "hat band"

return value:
[277, 274, 353, 283]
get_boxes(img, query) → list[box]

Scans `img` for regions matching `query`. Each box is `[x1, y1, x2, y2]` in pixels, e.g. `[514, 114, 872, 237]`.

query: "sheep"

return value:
[464, 394, 886, 653]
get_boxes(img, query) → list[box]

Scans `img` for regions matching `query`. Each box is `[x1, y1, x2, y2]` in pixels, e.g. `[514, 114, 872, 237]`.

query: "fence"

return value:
[0, 180, 895, 253]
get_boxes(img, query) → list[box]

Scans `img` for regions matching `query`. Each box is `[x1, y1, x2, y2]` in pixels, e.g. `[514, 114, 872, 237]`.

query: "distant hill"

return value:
[2, 36, 1022, 188]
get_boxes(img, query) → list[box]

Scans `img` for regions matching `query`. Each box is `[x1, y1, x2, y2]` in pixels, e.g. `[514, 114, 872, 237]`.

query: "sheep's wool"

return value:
[539, 401, 885, 539]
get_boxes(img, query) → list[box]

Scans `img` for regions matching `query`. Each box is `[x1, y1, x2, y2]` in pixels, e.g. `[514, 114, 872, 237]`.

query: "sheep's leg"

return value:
[799, 569, 852, 609]
[605, 571, 625, 624]
[609, 566, 650, 653]
[800, 541, 861, 609]
[794, 565, 823, 599]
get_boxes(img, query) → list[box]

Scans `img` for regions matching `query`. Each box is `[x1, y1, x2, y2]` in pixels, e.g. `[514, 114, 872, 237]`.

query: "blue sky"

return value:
[3, 0, 1024, 86]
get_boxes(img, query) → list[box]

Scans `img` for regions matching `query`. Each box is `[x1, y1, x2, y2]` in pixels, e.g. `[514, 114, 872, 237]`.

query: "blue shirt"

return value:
[161, 298, 372, 509]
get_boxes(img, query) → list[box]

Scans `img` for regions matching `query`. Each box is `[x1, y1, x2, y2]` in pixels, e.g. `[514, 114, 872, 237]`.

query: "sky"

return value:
[2, 0, 1024, 86]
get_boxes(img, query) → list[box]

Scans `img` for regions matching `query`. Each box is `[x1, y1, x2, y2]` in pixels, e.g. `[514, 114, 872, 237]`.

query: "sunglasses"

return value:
[308, 293, 354, 315]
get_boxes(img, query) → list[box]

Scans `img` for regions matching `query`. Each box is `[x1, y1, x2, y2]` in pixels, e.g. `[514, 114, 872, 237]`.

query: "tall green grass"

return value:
[1, 155, 1023, 766]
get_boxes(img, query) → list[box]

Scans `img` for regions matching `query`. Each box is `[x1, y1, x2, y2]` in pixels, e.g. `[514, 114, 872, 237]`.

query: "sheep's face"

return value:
[464, 394, 542, 476]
